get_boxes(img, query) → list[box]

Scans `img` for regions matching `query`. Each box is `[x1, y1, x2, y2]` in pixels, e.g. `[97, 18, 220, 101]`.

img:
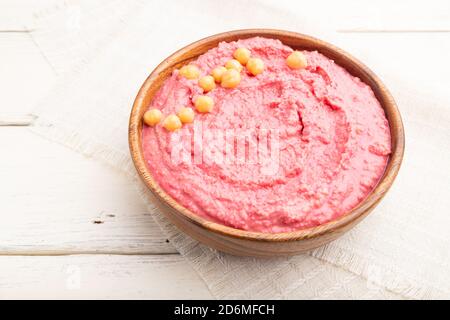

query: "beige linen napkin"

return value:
[29, 0, 450, 299]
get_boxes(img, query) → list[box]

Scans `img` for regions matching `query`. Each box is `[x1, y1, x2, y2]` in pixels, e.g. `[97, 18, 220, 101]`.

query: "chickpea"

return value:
[286, 51, 308, 69]
[143, 108, 162, 127]
[246, 58, 264, 76]
[179, 64, 200, 79]
[220, 69, 241, 89]
[225, 59, 243, 72]
[211, 66, 227, 83]
[177, 107, 195, 124]
[163, 114, 182, 131]
[198, 75, 216, 92]
[194, 95, 214, 113]
[233, 47, 251, 65]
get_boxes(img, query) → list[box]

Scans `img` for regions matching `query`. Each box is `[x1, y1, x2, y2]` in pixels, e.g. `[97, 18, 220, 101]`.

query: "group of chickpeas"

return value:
[143, 47, 308, 131]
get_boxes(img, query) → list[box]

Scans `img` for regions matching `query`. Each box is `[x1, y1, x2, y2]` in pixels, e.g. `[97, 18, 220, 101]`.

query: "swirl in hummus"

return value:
[142, 37, 391, 233]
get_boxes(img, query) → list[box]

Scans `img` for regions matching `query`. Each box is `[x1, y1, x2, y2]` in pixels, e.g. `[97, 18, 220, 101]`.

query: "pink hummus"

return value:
[142, 37, 391, 233]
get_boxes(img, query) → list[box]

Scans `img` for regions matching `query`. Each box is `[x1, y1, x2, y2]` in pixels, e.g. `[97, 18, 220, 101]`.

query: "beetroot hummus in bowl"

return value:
[129, 29, 404, 256]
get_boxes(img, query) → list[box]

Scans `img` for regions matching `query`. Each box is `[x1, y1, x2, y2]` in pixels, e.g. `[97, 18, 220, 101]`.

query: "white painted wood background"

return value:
[1, 0, 449, 299]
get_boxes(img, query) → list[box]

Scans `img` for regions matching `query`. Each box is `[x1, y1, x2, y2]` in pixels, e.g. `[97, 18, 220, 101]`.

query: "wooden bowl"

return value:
[129, 29, 405, 257]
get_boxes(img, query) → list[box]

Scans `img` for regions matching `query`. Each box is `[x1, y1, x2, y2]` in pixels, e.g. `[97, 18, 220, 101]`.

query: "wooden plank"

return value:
[0, 127, 176, 255]
[2, 0, 449, 32]
[0, 254, 212, 299]
[0, 33, 56, 116]
[1, 32, 448, 119]
[1, 1, 449, 118]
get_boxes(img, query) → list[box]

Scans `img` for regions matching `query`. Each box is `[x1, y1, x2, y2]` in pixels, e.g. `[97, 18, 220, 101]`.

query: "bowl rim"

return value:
[129, 28, 405, 242]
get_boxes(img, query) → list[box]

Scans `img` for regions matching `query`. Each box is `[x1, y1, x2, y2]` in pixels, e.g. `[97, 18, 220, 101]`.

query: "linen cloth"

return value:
[29, 0, 450, 299]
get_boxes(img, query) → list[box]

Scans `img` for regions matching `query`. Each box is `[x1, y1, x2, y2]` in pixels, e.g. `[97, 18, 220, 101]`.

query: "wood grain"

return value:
[129, 29, 405, 257]
[0, 128, 176, 255]
[0, 255, 211, 299]
[0, 33, 57, 115]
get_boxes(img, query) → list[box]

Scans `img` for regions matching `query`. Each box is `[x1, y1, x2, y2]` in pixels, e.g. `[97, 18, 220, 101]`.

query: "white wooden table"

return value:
[1, 0, 449, 299]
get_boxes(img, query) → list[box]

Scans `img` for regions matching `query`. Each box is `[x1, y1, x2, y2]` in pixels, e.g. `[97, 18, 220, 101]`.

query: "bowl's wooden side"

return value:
[129, 29, 405, 256]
